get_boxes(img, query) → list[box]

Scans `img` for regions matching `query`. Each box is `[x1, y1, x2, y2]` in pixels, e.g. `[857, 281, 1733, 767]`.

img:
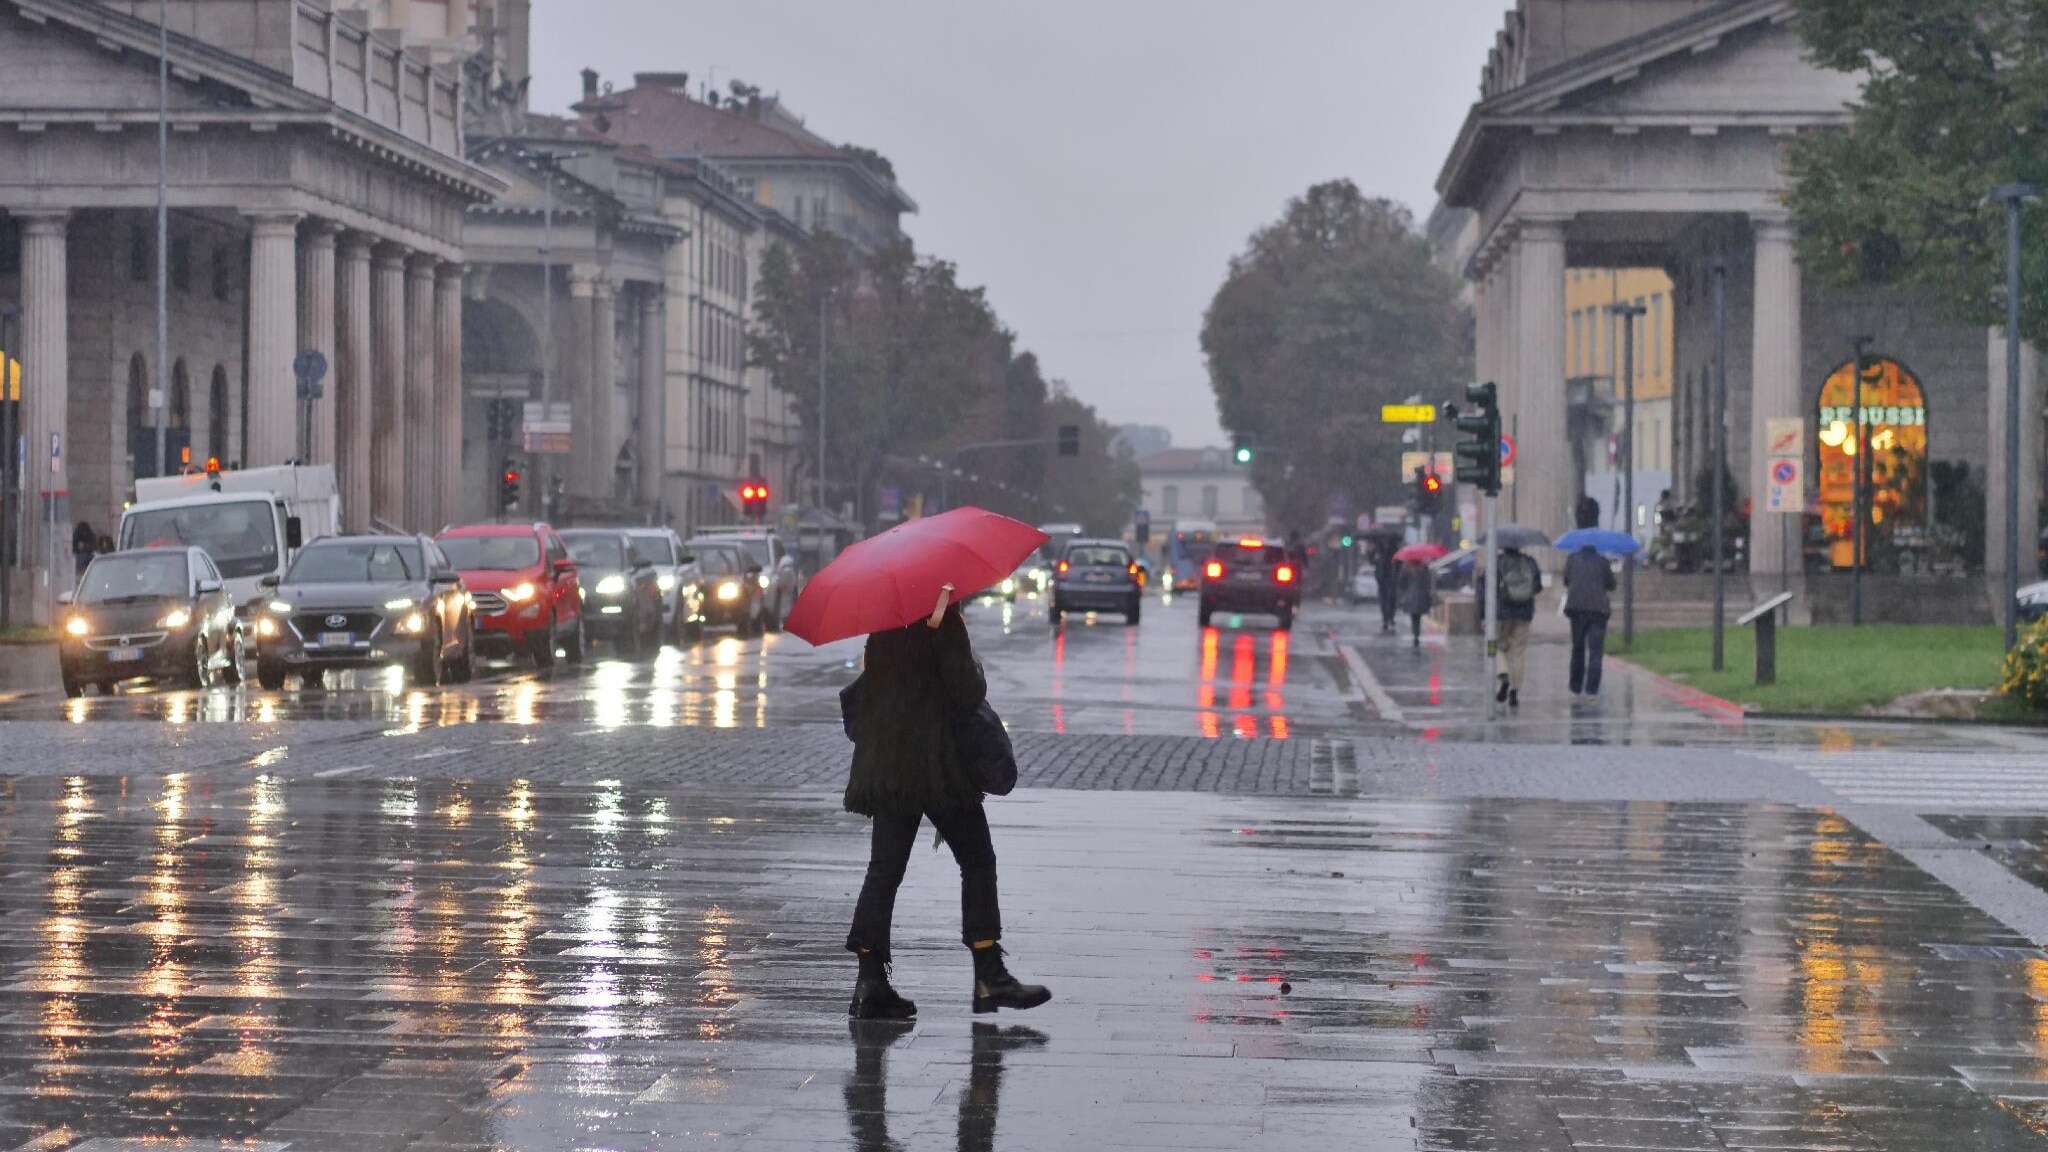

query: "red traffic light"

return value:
[739, 481, 770, 503]
[503, 469, 521, 484]
[1421, 473, 1443, 494]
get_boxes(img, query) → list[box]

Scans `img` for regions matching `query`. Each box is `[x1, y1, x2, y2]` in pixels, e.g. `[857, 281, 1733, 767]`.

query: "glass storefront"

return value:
[1815, 357, 1928, 569]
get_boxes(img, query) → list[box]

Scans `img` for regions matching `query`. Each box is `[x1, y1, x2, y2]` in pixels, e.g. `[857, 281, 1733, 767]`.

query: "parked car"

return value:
[58, 547, 242, 697]
[687, 540, 767, 636]
[623, 527, 695, 643]
[691, 529, 800, 632]
[2020, 579, 2048, 624]
[560, 528, 663, 654]
[1349, 568, 1380, 604]
[437, 522, 584, 668]
[1050, 538, 1143, 626]
[252, 535, 475, 689]
[1198, 538, 1301, 631]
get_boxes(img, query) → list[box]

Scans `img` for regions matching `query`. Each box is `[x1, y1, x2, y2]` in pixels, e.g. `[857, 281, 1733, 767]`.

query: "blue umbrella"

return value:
[1552, 528, 1640, 556]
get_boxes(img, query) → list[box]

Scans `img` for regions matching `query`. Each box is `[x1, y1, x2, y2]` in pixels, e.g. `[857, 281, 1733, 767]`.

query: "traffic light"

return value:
[1232, 437, 1253, 465]
[1056, 424, 1081, 458]
[1413, 466, 1444, 513]
[499, 461, 522, 513]
[739, 478, 771, 520]
[1450, 381, 1502, 495]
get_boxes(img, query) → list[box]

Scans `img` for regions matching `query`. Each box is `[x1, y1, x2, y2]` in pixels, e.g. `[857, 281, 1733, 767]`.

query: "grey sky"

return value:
[531, 2, 1505, 451]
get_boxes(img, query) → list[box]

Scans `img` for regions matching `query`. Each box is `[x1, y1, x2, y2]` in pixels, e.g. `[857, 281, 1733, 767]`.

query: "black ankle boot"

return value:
[850, 952, 916, 1021]
[971, 945, 1051, 1014]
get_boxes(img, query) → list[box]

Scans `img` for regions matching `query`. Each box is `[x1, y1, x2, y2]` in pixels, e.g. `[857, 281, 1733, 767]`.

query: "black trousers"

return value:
[1378, 585, 1398, 630]
[847, 800, 1001, 961]
[1568, 610, 1610, 696]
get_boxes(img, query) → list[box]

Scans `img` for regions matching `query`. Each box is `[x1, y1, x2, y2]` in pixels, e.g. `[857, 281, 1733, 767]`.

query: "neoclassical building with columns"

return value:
[0, 0, 498, 611]
[1440, 0, 2020, 613]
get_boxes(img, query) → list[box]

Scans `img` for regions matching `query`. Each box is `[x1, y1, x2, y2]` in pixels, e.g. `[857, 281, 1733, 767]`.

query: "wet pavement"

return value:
[0, 778, 2038, 1149]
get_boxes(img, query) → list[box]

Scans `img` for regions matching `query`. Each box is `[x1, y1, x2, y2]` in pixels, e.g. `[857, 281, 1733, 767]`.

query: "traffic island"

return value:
[1618, 625, 2005, 717]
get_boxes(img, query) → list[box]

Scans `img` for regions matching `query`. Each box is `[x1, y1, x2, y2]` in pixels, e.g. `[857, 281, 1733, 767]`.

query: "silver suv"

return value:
[623, 527, 693, 641]
[690, 530, 800, 632]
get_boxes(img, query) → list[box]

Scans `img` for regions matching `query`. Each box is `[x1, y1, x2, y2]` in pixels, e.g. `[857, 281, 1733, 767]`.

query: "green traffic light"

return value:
[1234, 446, 1253, 464]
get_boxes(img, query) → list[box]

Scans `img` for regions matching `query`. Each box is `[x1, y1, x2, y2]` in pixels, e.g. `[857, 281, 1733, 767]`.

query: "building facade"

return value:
[1438, 0, 2012, 604]
[1134, 448, 1266, 542]
[0, 0, 497, 618]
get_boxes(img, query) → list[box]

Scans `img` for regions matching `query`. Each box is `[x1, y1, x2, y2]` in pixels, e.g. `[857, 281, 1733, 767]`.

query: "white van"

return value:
[119, 465, 340, 613]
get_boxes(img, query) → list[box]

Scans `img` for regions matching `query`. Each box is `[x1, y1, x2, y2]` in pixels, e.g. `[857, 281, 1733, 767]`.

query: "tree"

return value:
[1787, 1, 2048, 340]
[1201, 181, 1472, 532]
[1041, 385, 1142, 537]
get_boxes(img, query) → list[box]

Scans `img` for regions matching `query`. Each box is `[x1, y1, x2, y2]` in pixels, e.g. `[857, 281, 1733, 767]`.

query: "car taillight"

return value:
[1204, 561, 1224, 580]
[1057, 560, 1069, 574]
[1276, 565, 1296, 584]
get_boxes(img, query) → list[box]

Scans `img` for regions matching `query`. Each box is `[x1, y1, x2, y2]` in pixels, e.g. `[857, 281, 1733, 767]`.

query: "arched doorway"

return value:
[126, 353, 151, 479]
[208, 365, 230, 466]
[1816, 356, 1928, 569]
[168, 359, 191, 472]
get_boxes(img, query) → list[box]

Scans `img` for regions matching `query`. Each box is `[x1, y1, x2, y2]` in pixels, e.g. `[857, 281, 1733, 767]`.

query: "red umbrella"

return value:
[1392, 542, 1448, 564]
[784, 507, 1049, 646]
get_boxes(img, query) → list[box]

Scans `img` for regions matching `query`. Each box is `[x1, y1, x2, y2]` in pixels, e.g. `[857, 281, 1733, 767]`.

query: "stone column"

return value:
[638, 286, 666, 508]
[566, 267, 598, 498]
[591, 275, 618, 500]
[1749, 216, 1804, 580]
[404, 254, 438, 532]
[370, 244, 408, 529]
[335, 233, 374, 532]
[434, 263, 464, 527]
[1987, 328, 2043, 593]
[244, 212, 303, 467]
[1514, 218, 1568, 537]
[297, 220, 338, 466]
[17, 209, 68, 599]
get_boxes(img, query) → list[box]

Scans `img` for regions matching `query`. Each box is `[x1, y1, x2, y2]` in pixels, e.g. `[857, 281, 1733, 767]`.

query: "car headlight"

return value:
[64, 616, 89, 638]
[268, 600, 293, 614]
[657, 574, 677, 593]
[397, 612, 427, 635]
[596, 574, 626, 596]
[158, 608, 191, 631]
[384, 597, 415, 611]
[757, 573, 772, 591]
[716, 581, 741, 601]
[684, 583, 700, 600]
[504, 582, 536, 604]
[1001, 577, 1017, 594]
[256, 617, 278, 638]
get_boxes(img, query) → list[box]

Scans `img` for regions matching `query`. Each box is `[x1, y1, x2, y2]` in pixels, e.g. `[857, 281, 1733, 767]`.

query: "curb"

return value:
[1605, 654, 1746, 723]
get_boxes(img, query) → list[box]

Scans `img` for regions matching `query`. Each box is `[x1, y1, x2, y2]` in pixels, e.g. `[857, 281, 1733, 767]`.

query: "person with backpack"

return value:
[1485, 546, 1543, 708]
[1563, 497, 1618, 698]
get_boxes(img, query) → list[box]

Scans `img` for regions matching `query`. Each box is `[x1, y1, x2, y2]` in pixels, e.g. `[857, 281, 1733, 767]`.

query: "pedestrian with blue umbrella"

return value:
[1559, 496, 1627, 699]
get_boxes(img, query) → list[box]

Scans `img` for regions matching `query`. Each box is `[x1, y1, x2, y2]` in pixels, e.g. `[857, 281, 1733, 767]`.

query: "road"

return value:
[9, 593, 2048, 1147]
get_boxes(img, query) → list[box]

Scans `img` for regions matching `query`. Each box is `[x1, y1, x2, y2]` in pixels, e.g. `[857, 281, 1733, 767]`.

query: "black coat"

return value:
[842, 610, 988, 817]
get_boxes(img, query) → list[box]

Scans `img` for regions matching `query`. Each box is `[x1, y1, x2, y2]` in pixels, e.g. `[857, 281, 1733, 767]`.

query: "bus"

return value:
[1163, 520, 1218, 591]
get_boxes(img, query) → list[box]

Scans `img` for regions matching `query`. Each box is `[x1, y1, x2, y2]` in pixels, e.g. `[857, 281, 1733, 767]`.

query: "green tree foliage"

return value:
[1788, 0, 2048, 338]
[748, 233, 1133, 531]
[1201, 181, 1472, 531]
[1041, 385, 1143, 538]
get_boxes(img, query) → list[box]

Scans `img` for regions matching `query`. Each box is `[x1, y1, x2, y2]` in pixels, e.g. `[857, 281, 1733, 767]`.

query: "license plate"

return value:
[1084, 571, 1113, 583]
[1234, 570, 1262, 582]
[108, 646, 141, 663]
[319, 632, 353, 648]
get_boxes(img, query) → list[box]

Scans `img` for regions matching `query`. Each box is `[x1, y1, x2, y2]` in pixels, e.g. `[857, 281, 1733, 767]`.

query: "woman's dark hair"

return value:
[846, 606, 982, 814]
[863, 605, 967, 693]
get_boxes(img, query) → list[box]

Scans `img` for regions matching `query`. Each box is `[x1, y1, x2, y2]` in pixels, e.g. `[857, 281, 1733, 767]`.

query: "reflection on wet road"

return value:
[0, 778, 2040, 1147]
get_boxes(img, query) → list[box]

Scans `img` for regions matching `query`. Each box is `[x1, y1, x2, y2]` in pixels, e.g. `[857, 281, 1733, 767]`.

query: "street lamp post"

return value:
[817, 288, 829, 516]
[1994, 184, 2041, 652]
[534, 149, 586, 519]
[154, 0, 169, 480]
[1608, 301, 1646, 649]
[1711, 262, 1729, 672]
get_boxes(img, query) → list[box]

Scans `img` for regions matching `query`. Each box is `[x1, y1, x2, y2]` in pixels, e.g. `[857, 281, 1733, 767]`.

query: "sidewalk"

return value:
[0, 777, 2040, 1149]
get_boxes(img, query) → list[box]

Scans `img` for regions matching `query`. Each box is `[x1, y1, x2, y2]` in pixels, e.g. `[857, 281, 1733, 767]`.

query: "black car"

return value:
[561, 529, 664, 653]
[252, 535, 475, 689]
[1050, 539, 1144, 625]
[1198, 538, 1301, 631]
[687, 541, 767, 636]
[58, 547, 242, 697]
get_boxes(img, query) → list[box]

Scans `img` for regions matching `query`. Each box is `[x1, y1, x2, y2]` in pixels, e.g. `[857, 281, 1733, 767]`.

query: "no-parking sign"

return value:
[1766, 457, 1802, 513]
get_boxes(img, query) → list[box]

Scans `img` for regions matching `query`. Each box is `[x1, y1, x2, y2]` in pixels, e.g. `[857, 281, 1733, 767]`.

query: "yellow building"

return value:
[1566, 268, 1675, 523]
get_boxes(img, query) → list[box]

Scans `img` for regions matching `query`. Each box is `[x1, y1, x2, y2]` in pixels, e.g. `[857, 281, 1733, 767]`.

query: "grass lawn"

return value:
[1617, 625, 2006, 715]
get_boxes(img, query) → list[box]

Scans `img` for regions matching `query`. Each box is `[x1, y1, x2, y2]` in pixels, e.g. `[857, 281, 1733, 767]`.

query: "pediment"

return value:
[1551, 18, 1859, 122]
[0, 5, 254, 116]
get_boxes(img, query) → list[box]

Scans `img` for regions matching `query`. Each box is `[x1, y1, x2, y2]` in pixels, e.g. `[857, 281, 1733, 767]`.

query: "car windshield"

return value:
[120, 500, 278, 579]
[1066, 546, 1129, 568]
[440, 535, 539, 571]
[565, 535, 624, 569]
[78, 553, 188, 604]
[288, 542, 422, 584]
[629, 535, 676, 567]
[695, 547, 743, 577]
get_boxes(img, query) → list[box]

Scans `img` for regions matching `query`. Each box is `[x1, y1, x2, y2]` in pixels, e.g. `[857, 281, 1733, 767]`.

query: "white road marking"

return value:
[1340, 643, 1404, 724]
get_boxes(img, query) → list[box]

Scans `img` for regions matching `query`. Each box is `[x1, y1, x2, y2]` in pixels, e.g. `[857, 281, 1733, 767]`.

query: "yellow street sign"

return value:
[1380, 403, 1437, 424]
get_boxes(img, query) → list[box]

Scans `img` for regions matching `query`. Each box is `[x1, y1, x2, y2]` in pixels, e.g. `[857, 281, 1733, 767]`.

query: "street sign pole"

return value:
[1996, 184, 2041, 651]
[1711, 262, 1728, 673]
[1609, 301, 1646, 649]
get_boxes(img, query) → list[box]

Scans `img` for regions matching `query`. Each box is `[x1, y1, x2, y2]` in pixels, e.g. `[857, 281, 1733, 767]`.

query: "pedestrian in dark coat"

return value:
[842, 588, 1050, 1021]
[1398, 560, 1434, 649]
[1373, 544, 1398, 633]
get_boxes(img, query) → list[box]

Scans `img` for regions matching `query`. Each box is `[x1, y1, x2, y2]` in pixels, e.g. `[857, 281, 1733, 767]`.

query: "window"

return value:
[209, 365, 230, 463]
[1201, 486, 1219, 517]
[1650, 294, 1664, 379]
[1162, 485, 1179, 516]
[169, 360, 189, 430]
[1570, 310, 1584, 375]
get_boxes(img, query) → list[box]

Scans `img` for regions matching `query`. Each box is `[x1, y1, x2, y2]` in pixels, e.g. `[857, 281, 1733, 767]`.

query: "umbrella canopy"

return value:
[1553, 528, 1641, 556]
[784, 507, 1049, 646]
[1489, 523, 1550, 551]
[1393, 542, 1448, 564]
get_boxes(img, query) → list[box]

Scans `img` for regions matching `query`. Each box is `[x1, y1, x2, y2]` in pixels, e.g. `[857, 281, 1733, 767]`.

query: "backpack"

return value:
[1499, 553, 1539, 605]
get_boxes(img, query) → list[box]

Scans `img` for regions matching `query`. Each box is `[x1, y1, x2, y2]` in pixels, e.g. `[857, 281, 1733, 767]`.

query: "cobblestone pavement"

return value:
[0, 778, 2040, 1150]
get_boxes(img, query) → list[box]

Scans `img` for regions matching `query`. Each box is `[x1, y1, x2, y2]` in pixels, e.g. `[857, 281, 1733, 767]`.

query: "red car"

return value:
[437, 522, 584, 667]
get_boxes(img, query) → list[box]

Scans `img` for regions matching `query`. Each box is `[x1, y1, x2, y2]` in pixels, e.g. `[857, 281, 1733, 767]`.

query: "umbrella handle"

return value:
[927, 583, 955, 629]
